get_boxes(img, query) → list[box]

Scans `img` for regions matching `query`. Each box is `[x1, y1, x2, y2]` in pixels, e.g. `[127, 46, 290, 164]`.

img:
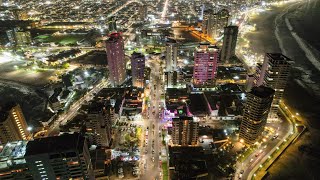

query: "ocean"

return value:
[276, 0, 320, 129]
[245, 0, 320, 129]
[244, 1, 320, 178]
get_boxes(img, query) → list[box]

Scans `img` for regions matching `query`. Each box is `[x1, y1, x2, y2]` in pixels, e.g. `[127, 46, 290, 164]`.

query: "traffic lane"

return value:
[240, 119, 290, 178]
[241, 138, 282, 179]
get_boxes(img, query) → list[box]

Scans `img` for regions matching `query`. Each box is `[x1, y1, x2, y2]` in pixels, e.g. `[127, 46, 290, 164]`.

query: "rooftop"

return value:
[250, 86, 275, 98]
[172, 116, 193, 122]
[25, 133, 85, 156]
[0, 102, 18, 122]
[266, 53, 291, 63]
[0, 141, 28, 170]
[107, 32, 123, 42]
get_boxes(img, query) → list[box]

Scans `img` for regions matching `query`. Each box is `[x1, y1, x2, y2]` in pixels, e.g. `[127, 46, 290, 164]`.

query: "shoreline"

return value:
[241, 1, 320, 179]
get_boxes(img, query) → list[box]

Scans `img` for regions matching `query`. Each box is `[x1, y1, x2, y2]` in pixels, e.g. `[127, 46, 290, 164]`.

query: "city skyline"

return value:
[0, 0, 317, 179]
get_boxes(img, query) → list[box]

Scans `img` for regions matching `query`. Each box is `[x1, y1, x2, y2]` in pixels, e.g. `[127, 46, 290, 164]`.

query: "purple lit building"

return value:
[131, 52, 145, 88]
[106, 33, 126, 86]
[193, 43, 219, 87]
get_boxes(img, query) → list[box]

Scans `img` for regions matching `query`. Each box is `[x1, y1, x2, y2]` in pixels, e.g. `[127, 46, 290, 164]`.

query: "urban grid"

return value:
[0, 0, 318, 180]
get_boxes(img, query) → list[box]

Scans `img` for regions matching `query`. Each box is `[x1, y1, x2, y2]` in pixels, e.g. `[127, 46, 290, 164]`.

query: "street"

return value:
[141, 58, 164, 180]
[47, 78, 109, 135]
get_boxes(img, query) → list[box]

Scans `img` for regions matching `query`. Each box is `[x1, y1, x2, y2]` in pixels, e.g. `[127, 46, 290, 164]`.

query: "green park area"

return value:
[35, 34, 86, 46]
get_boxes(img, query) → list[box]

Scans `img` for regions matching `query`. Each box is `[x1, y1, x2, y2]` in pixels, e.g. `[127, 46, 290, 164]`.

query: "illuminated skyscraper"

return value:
[220, 26, 238, 63]
[239, 86, 275, 145]
[106, 33, 126, 86]
[131, 52, 145, 88]
[165, 42, 178, 71]
[255, 53, 291, 118]
[193, 43, 219, 87]
[172, 116, 199, 146]
[0, 103, 30, 144]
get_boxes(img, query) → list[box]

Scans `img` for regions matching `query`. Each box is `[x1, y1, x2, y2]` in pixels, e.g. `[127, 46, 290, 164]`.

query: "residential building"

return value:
[171, 116, 199, 146]
[131, 52, 145, 88]
[193, 43, 219, 87]
[15, 30, 32, 46]
[255, 53, 291, 118]
[0, 103, 30, 144]
[220, 26, 238, 63]
[106, 33, 126, 86]
[165, 71, 178, 88]
[239, 86, 275, 145]
[86, 102, 114, 147]
[6, 28, 31, 46]
[202, 9, 230, 39]
[0, 133, 94, 179]
[165, 42, 178, 71]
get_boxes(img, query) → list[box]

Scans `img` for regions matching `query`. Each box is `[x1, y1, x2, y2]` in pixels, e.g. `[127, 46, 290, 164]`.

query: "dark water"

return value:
[276, 0, 320, 129]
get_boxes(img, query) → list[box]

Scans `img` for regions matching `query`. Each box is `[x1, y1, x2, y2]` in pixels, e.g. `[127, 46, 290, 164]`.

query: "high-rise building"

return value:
[193, 43, 219, 87]
[0, 133, 94, 179]
[171, 116, 199, 146]
[131, 52, 145, 88]
[220, 26, 238, 63]
[106, 33, 126, 87]
[86, 102, 114, 147]
[0, 103, 30, 144]
[108, 16, 117, 33]
[202, 9, 229, 39]
[239, 86, 275, 145]
[255, 53, 291, 118]
[165, 42, 178, 71]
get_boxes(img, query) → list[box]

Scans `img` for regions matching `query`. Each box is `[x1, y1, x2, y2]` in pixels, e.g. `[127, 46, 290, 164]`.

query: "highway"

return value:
[141, 58, 164, 180]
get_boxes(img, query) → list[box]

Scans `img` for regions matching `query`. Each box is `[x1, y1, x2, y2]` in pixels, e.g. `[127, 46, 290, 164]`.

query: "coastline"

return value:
[242, 1, 320, 179]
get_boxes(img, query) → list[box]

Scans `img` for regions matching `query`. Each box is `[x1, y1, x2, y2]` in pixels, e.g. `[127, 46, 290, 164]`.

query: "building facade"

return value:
[165, 71, 178, 88]
[86, 103, 114, 147]
[193, 43, 219, 87]
[172, 116, 199, 146]
[165, 42, 178, 72]
[239, 86, 275, 145]
[0, 133, 94, 180]
[255, 53, 291, 118]
[220, 26, 238, 63]
[6, 28, 31, 46]
[0, 103, 30, 144]
[106, 33, 126, 87]
[131, 52, 145, 88]
[202, 9, 229, 39]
